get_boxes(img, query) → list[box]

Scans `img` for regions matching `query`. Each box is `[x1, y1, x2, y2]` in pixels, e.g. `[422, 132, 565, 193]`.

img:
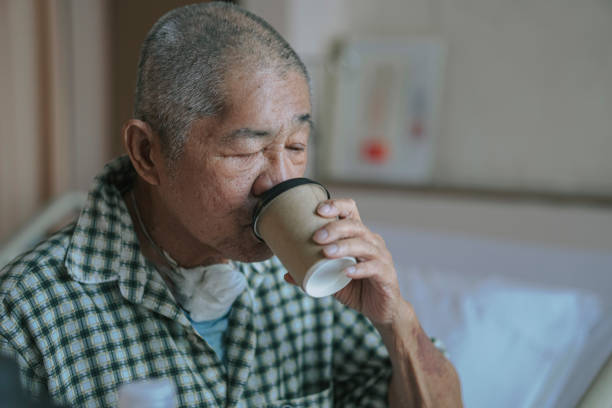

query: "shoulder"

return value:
[0, 224, 74, 308]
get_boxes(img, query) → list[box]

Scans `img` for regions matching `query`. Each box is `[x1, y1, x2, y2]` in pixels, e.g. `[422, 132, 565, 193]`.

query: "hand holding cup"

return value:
[253, 178, 355, 297]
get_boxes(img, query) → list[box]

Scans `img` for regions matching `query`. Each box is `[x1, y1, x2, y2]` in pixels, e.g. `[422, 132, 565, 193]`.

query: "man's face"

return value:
[157, 69, 312, 263]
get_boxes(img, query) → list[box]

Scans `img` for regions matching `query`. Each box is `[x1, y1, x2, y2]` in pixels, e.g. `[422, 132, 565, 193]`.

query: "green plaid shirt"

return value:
[0, 156, 392, 407]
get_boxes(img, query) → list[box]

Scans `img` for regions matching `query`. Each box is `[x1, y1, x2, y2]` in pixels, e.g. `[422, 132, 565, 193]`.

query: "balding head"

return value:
[134, 2, 309, 163]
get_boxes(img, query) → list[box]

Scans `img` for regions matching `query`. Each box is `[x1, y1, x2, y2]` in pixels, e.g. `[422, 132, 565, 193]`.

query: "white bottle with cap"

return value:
[118, 378, 177, 408]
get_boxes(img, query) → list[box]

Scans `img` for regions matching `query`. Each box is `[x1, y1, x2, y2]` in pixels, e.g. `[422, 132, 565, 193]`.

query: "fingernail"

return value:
[324, 244, 338, 255]
[319, 204, 332, 214]
[313, 228, 328, 242]
[345, 266, 356, 276]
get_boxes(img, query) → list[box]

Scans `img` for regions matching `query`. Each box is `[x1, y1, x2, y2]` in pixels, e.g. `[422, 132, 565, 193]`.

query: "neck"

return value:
[125, 179, 227, 268]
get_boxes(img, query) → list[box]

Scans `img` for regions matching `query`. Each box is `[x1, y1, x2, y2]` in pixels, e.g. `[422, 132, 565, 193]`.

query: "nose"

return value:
[252, 150, 292, 197]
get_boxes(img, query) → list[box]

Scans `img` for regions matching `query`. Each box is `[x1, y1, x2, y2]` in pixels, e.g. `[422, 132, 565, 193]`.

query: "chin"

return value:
[227, 236, 274, 263]
[248, 248, 275, 263]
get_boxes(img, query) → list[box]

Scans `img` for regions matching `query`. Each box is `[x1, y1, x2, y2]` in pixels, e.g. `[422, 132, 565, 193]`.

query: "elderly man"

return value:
[0, 2, 461, 407]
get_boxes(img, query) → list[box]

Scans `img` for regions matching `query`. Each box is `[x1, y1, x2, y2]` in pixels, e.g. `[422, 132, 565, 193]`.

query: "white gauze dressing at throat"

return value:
[130, 190, 246, 322]
[157, 253, 247, 322]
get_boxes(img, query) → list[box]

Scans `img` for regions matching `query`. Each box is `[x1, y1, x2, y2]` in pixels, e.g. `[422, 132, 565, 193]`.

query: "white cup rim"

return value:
[302, 256, 355, 297]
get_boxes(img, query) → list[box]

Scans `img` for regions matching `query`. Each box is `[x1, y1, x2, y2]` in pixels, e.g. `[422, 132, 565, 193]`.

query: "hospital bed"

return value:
[374, 224, 612, 408]
[0, 192, 86, 268]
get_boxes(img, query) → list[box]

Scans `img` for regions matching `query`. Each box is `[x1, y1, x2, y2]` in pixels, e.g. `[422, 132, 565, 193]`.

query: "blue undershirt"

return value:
[186, 311, 230, 363]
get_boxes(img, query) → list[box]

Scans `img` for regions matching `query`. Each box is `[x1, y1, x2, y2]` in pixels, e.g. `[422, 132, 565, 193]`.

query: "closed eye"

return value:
[287, 144, 306, 152]
[226, 151, 262, 161]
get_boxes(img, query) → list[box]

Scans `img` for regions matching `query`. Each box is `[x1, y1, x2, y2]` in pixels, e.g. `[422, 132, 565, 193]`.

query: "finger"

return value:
[283, 273, 298, 286]
[316, 198, 361, 221]
[312, 218, 373, 245]
[322, 236, 381, 261]
[343, 259, 388, 280]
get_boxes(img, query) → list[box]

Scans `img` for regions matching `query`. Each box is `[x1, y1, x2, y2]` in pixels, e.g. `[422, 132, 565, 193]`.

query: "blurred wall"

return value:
[245, 0, 612, 196]
[0, 0, 41, 243]
[1, 0, 611, 251]
[0, 0, 111, 243]
[243, 0, 612, 250]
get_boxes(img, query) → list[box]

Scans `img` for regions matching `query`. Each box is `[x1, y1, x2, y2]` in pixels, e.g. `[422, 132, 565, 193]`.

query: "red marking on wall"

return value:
[410, 119, 425, 140]
[361, 139, 390, 164]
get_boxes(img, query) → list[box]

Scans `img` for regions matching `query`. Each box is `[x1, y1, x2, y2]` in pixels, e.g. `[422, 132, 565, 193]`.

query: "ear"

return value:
[122, 119, 163, 186]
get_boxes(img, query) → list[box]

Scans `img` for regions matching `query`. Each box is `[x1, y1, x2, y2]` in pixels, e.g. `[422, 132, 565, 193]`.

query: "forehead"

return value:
[220, 69, 311, 124]
[184, 69, 311, 151]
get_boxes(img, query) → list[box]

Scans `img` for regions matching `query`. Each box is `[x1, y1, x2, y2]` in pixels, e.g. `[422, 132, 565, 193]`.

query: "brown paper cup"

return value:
[253, 178, 354, 297]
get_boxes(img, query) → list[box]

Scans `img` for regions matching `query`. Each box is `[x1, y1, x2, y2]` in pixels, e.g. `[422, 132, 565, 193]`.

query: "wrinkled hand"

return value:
[284, 200, 464, 408]
[284, 198, 402, 326]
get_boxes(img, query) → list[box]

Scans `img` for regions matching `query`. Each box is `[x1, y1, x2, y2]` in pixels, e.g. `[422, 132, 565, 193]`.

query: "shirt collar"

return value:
[65, 156, 154, 303]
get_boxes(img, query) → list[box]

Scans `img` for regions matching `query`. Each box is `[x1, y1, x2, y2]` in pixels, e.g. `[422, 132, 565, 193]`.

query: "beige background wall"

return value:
[0, 0, 112, 243]
[245, 0, 612, 197]
[329, 185, 612, 252]
[0, 0, 42, 242]
[244, 0, 612, 251]
[1, 0, 611, 252]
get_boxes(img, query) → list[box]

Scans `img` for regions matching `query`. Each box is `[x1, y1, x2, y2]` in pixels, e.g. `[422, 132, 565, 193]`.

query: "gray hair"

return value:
[134, 1, 310, 164]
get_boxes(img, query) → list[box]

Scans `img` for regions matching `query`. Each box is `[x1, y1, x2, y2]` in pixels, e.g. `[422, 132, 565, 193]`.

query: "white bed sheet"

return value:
[371, 223, 612, 408]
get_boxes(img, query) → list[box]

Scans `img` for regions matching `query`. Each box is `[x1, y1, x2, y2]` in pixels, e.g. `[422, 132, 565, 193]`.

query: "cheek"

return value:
[292, 154, 308, 174]
[207, 178, 252, 210]
[193, 163, 259, 211]
[215, 156, 267, 188]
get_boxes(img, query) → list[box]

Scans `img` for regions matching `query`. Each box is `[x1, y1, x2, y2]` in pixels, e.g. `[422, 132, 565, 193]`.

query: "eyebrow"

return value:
[298, 113, 314, 131]
[221, 128, 271, 144]
[221, 113, 313, 144]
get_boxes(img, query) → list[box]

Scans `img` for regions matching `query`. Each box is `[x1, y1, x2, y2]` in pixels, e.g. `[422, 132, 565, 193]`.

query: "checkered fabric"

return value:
[0, 156, 392, 407]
